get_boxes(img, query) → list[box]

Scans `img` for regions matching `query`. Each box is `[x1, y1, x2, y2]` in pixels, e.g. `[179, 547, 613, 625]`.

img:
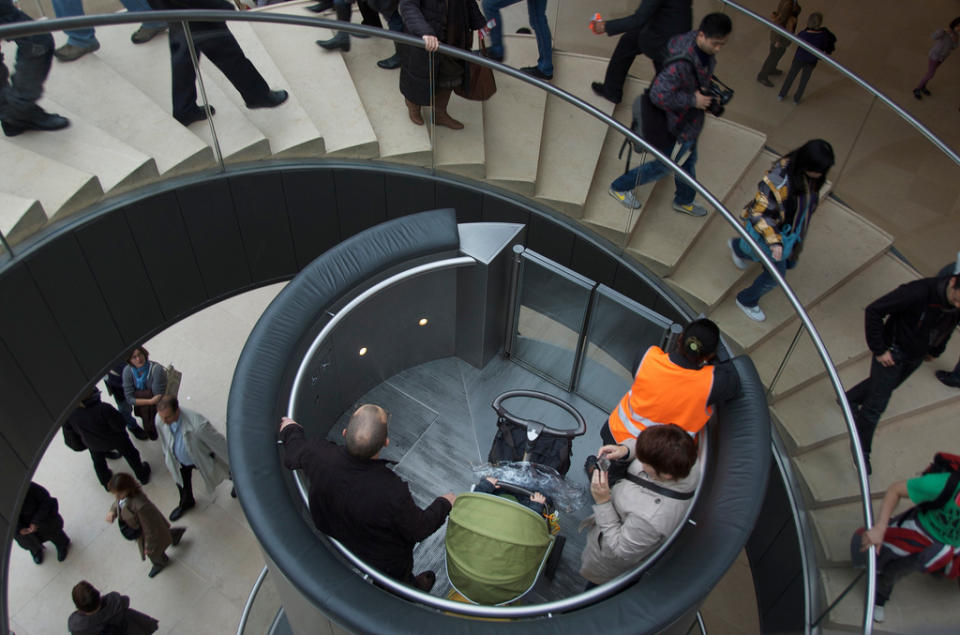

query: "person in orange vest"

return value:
[601, 318, 740, 445]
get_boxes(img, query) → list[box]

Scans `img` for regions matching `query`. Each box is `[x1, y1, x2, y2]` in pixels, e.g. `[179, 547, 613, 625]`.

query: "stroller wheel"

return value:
[544, 534, 566, 580]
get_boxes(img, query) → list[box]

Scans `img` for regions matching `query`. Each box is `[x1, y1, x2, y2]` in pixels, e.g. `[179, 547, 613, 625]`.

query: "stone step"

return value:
[748, 253, 918, 396]
[0, 192, 46, 247]
[12, 97, 157, 194]
[45, 36, 214, 175]
[339, 35, 432, 163]
[250, 4, 379, 157]
[482, 35, 547, 195]
[625, 116, 766, 277]
[93, 19, 271, 164]
[793, 399, 957, 507]
[819, 565, 960, 633]
[809, 501, 867, 565]
[711, 196, 892, 353]
[534, 53, 616, 218]
[773, 334, 960, 454]
[0, 140, 103, 220]
[432, 95, 485, 180]
[211, 20, 325, 157]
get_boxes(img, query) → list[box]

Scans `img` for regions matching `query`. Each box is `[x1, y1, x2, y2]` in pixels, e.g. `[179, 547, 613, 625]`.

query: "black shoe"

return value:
[148, 561, 166, 578]
[520, 65, 553, 80]
[914, 89, 923, 100]
[936, 370, 960, 388]
[921, 88, 931, 96]
[147, 431, 159, 441]
[246, 90, 288, 109]
[757, 76, 774, 87]
[174, 105, 215, 127]
[317, 33, 350, 52]
[770, 69, 783, 76]
[169, 500, 195, 522]
[31, 548, 43, 565]
[105, 450, 122, 460]
[590, 81, 619, 104]
[230, 485, 237, 498]
[377, 53, 401, 70]
[129, 424, 149, 440]
[137, 461, 151, 486]
[1, 112, 70, 137]
[306, 0, 333, 12]
[486, 51, 504, 62]
[56, 540, 70, 562]
[171, 527, 186, 546]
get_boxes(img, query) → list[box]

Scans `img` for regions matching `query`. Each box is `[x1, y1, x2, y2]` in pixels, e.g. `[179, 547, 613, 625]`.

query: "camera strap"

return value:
[623, 472, 694, 500]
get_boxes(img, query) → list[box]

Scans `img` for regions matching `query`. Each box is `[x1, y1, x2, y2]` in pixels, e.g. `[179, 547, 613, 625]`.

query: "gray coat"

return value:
[122, 361, 167, 403]
[156, 407, 230, 494]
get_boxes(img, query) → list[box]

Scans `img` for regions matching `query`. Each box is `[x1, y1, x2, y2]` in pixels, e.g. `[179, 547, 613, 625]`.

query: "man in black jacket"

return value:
[15, 482, 71, 564]
[846, 274, 960, 474]
[64, 388, 151, 489]
[279, 405, 455, 591]
[589, 0, 692, 104]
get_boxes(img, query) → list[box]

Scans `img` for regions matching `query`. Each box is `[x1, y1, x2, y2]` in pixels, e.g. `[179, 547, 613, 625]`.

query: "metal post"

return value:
[182, 20, 225, 171]
[812, 570, 867, 628]
[428, 50, 436, 172]
[766, 323, 805, 398]
[503, 244, 524, 357]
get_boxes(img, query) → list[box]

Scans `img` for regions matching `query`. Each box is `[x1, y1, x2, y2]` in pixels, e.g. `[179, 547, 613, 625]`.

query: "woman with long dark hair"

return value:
[728, 138, 835, 322]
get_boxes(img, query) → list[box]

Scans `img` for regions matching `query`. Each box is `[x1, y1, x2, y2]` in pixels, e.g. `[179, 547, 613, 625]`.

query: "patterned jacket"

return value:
[649, 31, 715, 143]
[740, 157, 819, 255]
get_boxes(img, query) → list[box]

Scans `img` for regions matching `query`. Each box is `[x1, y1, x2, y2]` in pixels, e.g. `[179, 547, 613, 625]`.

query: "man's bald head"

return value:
[344, 404, 388, 459]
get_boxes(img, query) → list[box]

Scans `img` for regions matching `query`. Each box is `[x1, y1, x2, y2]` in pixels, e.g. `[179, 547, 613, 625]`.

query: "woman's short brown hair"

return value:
[635, 425, 697, 480]
[107, 472, 142, 498]
[72, 580, 100, 612]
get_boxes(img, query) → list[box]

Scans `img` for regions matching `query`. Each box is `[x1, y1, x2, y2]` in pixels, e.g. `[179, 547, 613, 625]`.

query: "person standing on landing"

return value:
[756, 0, 800, 87]
[914, 17, 960, 100]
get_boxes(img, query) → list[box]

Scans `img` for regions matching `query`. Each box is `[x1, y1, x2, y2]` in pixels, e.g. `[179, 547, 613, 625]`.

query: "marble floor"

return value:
[6, 284, 760, 634]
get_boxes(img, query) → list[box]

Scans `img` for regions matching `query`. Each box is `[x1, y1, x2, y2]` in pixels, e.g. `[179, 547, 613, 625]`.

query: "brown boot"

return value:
[432, 89, 463, 130]
[405, 98, 423, 126]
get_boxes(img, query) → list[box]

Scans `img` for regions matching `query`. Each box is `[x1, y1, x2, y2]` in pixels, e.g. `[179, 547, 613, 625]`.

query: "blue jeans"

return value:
[610, 139, 697, 205]
[52, 0, 165, 48]
[732, 237, 797, 308]
[482, 0, 553, 76]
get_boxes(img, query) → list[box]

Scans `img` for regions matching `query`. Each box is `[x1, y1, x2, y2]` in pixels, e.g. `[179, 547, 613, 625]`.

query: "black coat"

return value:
[64, 393, 130, 452]
[606, 0, 692, 57]
[67, 591, 158, 635]
[17, 483, 63, 533]
[398, 0, 484, 105]
[280, 424, 451, 581]
[864, 276, 960, 360]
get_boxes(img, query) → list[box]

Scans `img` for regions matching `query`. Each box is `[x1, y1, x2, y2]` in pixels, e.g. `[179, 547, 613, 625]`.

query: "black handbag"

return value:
[118, 517, 141, 541]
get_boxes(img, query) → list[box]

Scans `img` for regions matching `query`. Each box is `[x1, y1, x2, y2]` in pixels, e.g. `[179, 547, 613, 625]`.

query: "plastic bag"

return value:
[471, 461, 588, 513]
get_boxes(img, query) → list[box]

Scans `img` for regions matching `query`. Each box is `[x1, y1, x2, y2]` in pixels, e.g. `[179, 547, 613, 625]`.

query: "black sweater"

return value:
[864, 276, 959, 360]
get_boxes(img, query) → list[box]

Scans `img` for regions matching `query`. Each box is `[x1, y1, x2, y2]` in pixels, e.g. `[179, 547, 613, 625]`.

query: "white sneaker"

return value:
[736, 298, 766, 322]
[608, 187, 642, 210]
[728, 237, 747, 270]
[873, 605, 885, 623]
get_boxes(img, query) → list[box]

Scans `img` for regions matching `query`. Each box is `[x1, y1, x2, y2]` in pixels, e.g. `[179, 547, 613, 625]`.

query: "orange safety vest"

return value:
[607, 346, 715, 443]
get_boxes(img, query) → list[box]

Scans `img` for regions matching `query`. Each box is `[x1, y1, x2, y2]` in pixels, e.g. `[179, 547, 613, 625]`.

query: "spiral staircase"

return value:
[2, 2, 959, 632]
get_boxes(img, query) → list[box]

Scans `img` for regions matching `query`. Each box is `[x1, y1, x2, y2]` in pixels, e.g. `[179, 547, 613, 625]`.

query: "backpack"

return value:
[917, 452, 960, 512]
[488, 417, 573, 477]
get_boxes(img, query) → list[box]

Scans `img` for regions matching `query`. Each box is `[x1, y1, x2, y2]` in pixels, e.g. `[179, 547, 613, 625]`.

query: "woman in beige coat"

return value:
[106, 473, 185, 578]
[579, 424, 700, 586]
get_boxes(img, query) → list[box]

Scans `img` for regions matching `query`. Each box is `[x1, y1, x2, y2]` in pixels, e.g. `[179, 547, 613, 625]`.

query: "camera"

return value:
[701, 76, 734, 117]
[585, 455, 612, 475]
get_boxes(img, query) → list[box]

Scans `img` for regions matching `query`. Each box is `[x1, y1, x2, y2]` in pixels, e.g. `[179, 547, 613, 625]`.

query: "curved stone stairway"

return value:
[3, 3, 958, 631]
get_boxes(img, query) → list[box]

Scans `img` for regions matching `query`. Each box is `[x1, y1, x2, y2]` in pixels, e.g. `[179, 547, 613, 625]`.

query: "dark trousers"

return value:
[178, 464, 196, 506]
[600, 29, 663, 102]
[90, 436, 148, 488]
[168, 20, 271, 119]
[14, 517, 69, 555]
[0, 0, 54, 121]
[778, 58, 816, 102]
[850, 511, 925, 606]
[845, 353, 922, 455]
[757, 40, 788, 80]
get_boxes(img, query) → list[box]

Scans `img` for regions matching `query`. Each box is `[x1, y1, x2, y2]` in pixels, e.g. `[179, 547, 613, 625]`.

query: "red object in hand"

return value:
[589, 13, 602, 33]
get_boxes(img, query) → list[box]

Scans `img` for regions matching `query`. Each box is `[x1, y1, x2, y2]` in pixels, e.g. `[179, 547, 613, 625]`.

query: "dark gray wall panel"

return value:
[570, 237, 618, 288]
[526, 214, 574, 267]
[334, 170, 387, 239]
[0, 435, 29, 528]
[177, 180, 251, 298]
[611, 267, 660, 312]
[25, 235, 124, 378]
[0, 339, 53, 466]
[75, 213, 163, 343]
[124, 192, 208, 321]
[482, 193, 529, 226]
[438, 183, 481, 223]
[230, 173, 297, 283]
[385, 173, 437, 219]
[281, 170, 341, 269]
[0, 264, 86, 418]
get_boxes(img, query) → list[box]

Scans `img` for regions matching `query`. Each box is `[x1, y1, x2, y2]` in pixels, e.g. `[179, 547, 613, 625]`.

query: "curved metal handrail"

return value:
[0, 10, 877, 631]
[236, 566, 270, 635]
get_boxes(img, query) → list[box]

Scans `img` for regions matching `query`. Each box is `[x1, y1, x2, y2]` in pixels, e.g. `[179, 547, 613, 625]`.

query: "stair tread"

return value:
[0, 139, 102, 219]
[44, 37, 213, 174]
[483, 35, 546, 191]
[340, 36, 432, 161]
[625, 117, 766, 274]
[711, 197, 893, 351]
[749, 253, 918, 394]
[252, 5, 378, 157]
[0, 192, 46, 246]
[774, 334, 960, 452]
[93, 20, 271, 163]
[534, 54, 616, 214]
[433, 96, 485, 178]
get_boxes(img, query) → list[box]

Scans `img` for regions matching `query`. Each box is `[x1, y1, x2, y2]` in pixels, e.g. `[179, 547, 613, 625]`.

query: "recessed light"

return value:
[358, 347, 368, 356]
[418, 318, 428, 326]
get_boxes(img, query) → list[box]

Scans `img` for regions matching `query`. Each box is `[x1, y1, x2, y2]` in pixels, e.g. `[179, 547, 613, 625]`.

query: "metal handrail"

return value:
[0, 10, 877, 630]
[236, 566, 269, 635]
